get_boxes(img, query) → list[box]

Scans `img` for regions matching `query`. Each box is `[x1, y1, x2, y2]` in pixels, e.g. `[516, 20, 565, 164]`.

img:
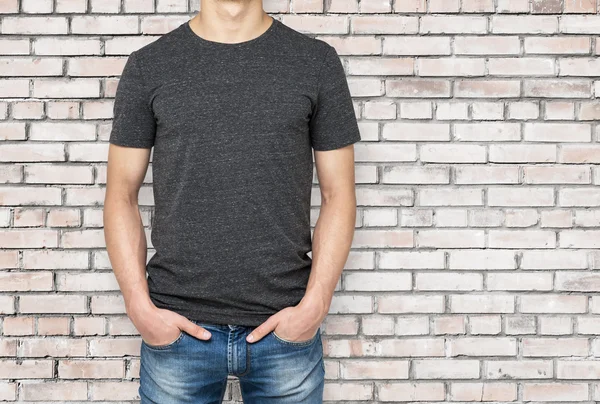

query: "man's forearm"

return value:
[103, 198, 152, 314]
[302, 192, 357, 319]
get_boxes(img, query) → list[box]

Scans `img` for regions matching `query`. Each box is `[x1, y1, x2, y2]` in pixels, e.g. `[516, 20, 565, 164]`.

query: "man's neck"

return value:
[190, 0, 272, 44]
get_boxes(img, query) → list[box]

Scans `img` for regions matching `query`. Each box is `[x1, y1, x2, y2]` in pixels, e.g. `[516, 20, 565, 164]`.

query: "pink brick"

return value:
[564, 0, 597, 12]
[492, 16, 558, 33]
[0, 122, 26, 140]
[316, 36, 381, 55]
[55, 0, 87, 13]
[421, 144, 486, 163]
[90, 380, 140, 401]
[414, 359, 479, 379]
[522, 295, 587, 313]
[524, 79, 591, 98]
[33, 78, 100, 98]
[392, 0, 426, 12]
[455, 80, 520, 98]
[359, 0, 392, 12]
[454, 36, 520, 55]
[418, 58, 485, 76]
[90, 0, 120, 13]
[557, 360, 600, 379]
[0, 79, 30, 98]
[451, 382, 517, 401]
[449, 337, 517, 356]
[3, 317, 35, 335]
[561, 15, 600, 33]
[13, 101, 44, 119]
[428, 0, 460, 12]
[21, 337, 87, 357]
[292, 0, 323, 13]
[386, 78, 451, 98]
[455, 123, 520, 141]
[68, 57, 127, 76]
[72, 16, 139, 34]
[0, 39, 30, 55]
[140, 15, 190, 34]
[1, 17, 68, 34]
[323, 383, 372, 401]
[35, 38, 102, 55]
[347, 57, 413, 75]
[38, 317, 71, 335]
[433, 316, 466, 334]
[497, 0, 529, 12]
[378, 382, 444, 401]
[451, 294, 515, 313]
[58, 359, 124, 379]
[532, 0, 564, 13]
[278, 15, 348, 34]
[523, 382, 588, 401]
[416, 272, 483, 291]
[0, 0, 18, 13]
[342, 360, 409, 379]
[21, 381, 87, 401]
[20, 295, 87, 313]
[383, 36, 450, 55]
[123, 0, 154, 12]
[417, 230, 485, 248]
[523, 166, 590, 184]
[22, 0, 53, 13]
[487, 360, 553, 379]
[488, 273, 553, 291]
[462, 0, 495, 12]
[421, 16, 487, 34]
[351, 16, 418, 34]
[524, 337, 589, 357]
[0, 272, 53, 291]
[0, 360, 53, 378]
[489, 57, 555, 76]
[525, 37, 590, 54]
[490, 229, 556, 248]
[524, 122, 591, 142]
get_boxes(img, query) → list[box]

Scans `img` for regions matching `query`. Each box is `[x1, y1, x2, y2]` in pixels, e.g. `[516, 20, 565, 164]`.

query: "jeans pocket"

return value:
[271, 327, 320, 347]
[142, 330, 185, 350]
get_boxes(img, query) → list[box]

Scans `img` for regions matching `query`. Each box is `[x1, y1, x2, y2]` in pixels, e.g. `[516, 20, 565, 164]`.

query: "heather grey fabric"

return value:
[109, 17, 361, 326]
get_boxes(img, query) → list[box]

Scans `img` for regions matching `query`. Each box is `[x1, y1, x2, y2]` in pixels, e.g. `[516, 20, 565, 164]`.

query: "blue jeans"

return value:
[139, 319, 325, 403]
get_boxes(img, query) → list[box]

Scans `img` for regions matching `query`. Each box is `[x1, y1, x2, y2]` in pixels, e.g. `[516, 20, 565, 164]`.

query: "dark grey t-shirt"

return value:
[109, 17, 361, 326]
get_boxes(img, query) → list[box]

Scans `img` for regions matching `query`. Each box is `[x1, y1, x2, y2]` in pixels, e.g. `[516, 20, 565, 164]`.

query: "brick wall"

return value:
[1, 0, 600, 402]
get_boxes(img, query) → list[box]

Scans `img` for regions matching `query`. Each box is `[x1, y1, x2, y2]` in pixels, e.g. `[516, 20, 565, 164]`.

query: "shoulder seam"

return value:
[130, 51, 149, 91]
[314, 44, 333, 102]
[129, 50, 153, 110]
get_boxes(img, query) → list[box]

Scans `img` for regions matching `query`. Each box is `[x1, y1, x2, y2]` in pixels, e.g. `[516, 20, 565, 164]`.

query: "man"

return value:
[103, 0, 360, 402]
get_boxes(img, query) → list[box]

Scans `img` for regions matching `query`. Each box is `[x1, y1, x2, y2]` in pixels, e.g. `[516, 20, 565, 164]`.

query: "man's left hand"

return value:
[246, 298, 327, 343]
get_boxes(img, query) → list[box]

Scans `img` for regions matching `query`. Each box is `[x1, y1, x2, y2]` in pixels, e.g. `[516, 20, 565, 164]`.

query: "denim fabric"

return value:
[139, 320, 325, 403]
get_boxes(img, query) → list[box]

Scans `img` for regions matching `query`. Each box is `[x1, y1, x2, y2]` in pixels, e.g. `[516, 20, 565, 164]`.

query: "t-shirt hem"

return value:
[152, 301, 275, 327]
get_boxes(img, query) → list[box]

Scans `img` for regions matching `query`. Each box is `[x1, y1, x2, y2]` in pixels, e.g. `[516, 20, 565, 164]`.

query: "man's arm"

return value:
[246, 143, 357, 343]
[104, 144, 153, 317]
[104, 144, 211, 344]
[303, 144, 357, 319]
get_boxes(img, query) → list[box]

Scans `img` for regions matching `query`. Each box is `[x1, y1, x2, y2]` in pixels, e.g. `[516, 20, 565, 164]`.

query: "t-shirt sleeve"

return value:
[309, 45, 361, 151]
[109, 50, 156, 149]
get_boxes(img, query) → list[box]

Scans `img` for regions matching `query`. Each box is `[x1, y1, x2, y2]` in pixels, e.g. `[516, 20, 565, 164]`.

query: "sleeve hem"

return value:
[109, 137, 154, 149]
[311, 132, 361, 151]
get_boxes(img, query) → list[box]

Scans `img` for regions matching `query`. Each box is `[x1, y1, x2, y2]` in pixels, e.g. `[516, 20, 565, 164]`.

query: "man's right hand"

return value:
[127, 300, 212, 346]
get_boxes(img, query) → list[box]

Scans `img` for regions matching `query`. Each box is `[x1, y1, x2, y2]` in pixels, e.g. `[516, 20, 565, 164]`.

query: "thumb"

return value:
[246, 315, 279, 343]
[175, 315, 212, 340]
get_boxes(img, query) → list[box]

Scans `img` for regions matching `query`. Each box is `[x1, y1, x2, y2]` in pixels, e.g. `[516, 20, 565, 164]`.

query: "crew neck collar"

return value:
[182, 16, 279, 49]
